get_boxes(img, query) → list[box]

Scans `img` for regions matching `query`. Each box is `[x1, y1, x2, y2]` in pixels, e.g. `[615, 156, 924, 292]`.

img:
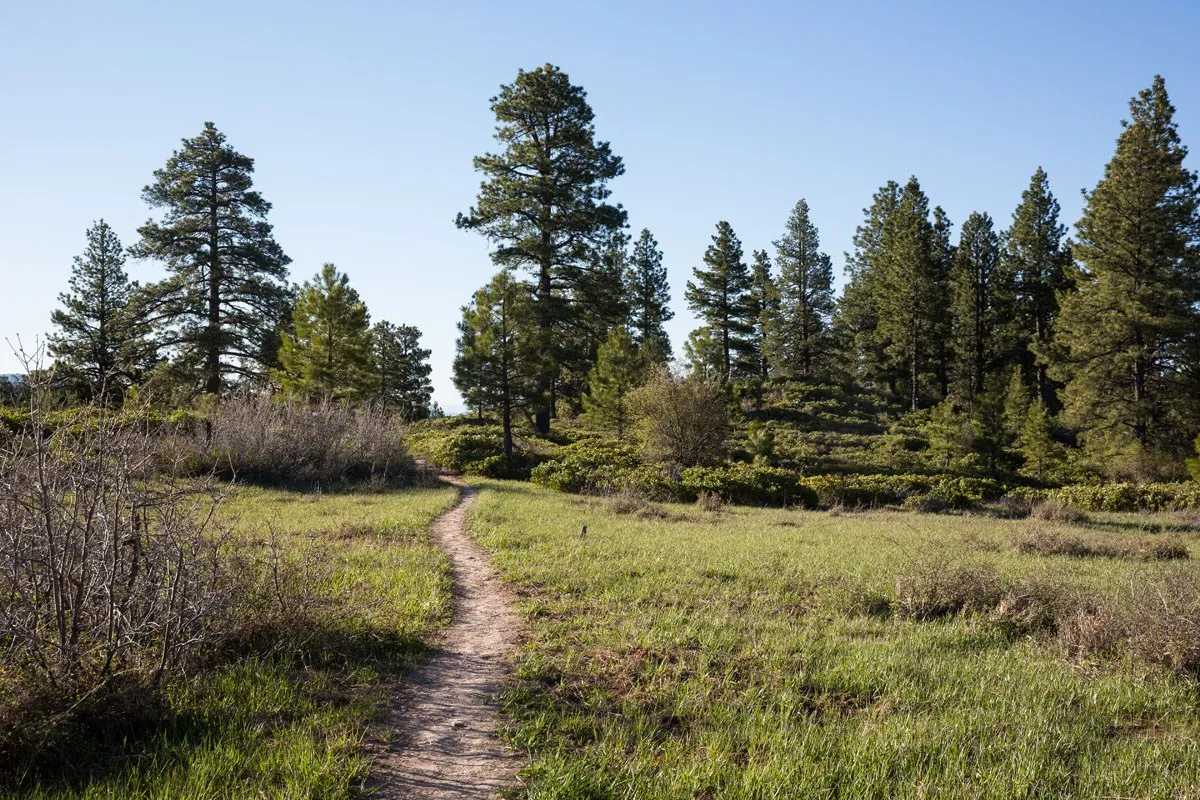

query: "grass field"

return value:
[469, 480, 1200, 799]
[4, 483, 458, 800]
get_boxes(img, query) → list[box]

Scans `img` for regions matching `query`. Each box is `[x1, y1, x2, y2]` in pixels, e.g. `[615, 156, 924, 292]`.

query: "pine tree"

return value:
[453, 271, 539, 459]
[1005, 168, 1072, 407]
[930, 206, 957, 399]
[49, 220, 145, 401]
[1019, 399, 1062, 482]
[277, 264, 377, 401]
[583, 326, 643, 440]
[373, 321, 433, 419]
[684, 221, 754, 382]
[683, 327, 723, 381]
[835, 181, 902, 392]
[950, 211, 1003, 402]
[1048, 76, 1200, 475]
[1002, 368, 1032, 442]
[768, 198, 834, 380]
[626, 228, 673, 363]
[874, 177, 948, 411]
[457, 64, 626, 434]
[562, 228, 631, 406]
[744, 249, 778, 384]
[131, 122, 291, 394]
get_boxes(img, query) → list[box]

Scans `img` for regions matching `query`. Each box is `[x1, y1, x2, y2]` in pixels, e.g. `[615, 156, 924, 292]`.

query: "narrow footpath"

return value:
[369, 478, 524, 798]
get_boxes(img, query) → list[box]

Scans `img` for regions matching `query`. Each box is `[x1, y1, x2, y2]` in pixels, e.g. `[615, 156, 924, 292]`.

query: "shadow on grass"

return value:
[1, 624, 426, 795]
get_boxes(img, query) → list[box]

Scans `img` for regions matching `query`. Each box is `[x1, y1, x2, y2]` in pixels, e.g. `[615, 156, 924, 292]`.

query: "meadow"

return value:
[469, 480, 1200, 799]
[2, 483, 458, 800]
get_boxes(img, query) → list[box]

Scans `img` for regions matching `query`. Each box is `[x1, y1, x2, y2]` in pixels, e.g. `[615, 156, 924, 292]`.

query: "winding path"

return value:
[369, 478, 524, 798]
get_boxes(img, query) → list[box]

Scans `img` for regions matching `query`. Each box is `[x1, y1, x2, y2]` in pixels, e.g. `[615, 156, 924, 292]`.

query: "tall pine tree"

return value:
[131, 122, 291, 394]
[452, 271, 539, 459]
[950, 211, 1005, 403]
[685, 221, 754, 383]
[835, 181, 903, 393]
[1050, 77, 1200, 476]
[874, 177, 949, 411]
[626, 228, 674, 363]
[1005, 167, 1072, 408]
[49, 220, 145, 401]
[456, 64, 626, 433]
[767, 199, 834, 380]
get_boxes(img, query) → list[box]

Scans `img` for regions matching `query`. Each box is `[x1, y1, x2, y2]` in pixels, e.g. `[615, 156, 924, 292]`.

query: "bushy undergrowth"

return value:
[408, 417, 546, 478]
[195, 395, 414, 486]
[1014, 482, 1200, 512]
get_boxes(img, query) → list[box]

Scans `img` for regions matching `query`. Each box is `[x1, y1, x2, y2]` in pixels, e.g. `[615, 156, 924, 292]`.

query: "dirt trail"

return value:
[369, 478, 524, 798]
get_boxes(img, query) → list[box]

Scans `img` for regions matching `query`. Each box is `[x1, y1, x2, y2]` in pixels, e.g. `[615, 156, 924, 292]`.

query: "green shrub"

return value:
[679, 464, 818, 508]
[1034, 482, 1200, 512]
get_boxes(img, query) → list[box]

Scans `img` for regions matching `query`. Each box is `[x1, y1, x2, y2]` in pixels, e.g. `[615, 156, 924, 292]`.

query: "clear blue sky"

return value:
[2, 1, 1198, 411]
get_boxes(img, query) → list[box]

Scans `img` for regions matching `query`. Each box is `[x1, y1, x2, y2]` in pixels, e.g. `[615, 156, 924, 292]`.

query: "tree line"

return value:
[453, 67, 1200, 481]
[43, 123, 435, 418]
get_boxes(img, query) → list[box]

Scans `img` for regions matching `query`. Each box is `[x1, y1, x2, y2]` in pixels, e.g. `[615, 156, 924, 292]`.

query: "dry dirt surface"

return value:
[368, 478, 524, 798]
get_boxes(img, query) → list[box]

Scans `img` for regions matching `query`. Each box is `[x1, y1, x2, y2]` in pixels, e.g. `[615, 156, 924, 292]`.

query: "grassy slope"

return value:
[469, 480, 1200, 799]
[5, 484, 458, 800]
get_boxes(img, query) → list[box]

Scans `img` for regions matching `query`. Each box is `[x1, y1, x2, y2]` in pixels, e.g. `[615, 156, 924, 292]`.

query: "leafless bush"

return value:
[695, 490, 726, 514]
[197, 394, 415, 486]
[0, 400, 233, 755]
[990, 574, 1078, 637]
[989, 496, 1034, 519]
[1013, 528, 1189, 561]
[828, 503, 843, 518]
[606, 488, 667, 519]
[1032, 499, 1088, 524]
[894, 560, 1005, 620]
[1059, 572, 1200, 676]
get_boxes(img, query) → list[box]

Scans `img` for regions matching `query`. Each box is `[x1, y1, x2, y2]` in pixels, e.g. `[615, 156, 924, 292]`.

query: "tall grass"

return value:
[469, 480, 1200, 799]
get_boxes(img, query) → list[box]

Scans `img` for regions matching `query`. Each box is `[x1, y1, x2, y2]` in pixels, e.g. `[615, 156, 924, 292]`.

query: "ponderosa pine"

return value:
[131, 122, 290, 394]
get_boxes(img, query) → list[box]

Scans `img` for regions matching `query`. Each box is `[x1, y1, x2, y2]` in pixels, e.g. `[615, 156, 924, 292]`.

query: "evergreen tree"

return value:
[49, 220, 145, 400]
[950, 211, 1003, 402]
[930, 206, 957, 399]
[1002, 368, 1032, 442]
[626, 228, 673, 363]
[131, 122, 291, 394]
[767, 198, 834, 380]
[1048, 76, 1200, 475]
[453, 271, 539, 459]
[874, 177, 948, 410]
[683, 327, 723, 381]
[1005, 168, 1072, 408]
[562, 228, 631, 406]
[744, 249, 778, 384]
[1019, 399, 1062, 482]
[835, 181, 902, 392]
[277, 264, 377, 401]
[684, 221, 753, 382]
[583, 326, 643, 440]
[457, 64, 626, 434]
[373, 321, 433, 419]
[452, 313, 487, 420]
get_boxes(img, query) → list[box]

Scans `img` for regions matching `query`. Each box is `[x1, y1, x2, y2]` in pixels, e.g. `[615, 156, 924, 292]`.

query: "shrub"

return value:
[629, 371, 729, 467]
[695, 490, 725, 513]
[0, 404, 234, 758]
[1031, 499, 1088, 523]
[894, 561, 1006, 620]
[1059, 572, 1200, 676]
[1013, 528, 1188, 561]
[989, 575, 1076, 638]
[679, 464, 818, 508]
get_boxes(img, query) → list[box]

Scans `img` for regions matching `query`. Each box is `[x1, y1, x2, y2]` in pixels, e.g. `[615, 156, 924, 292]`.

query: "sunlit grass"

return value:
[4, 482, 458, 800]
[469, 479, 1200, 799]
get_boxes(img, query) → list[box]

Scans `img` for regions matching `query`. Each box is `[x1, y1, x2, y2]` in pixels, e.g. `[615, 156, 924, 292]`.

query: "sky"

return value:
[2, 0, 1199, 411]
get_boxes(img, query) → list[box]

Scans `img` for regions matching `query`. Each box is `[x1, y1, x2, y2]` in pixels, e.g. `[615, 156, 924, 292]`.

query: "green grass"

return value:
[4, 482, 459, 800]
[468, 480, 1200, 799]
